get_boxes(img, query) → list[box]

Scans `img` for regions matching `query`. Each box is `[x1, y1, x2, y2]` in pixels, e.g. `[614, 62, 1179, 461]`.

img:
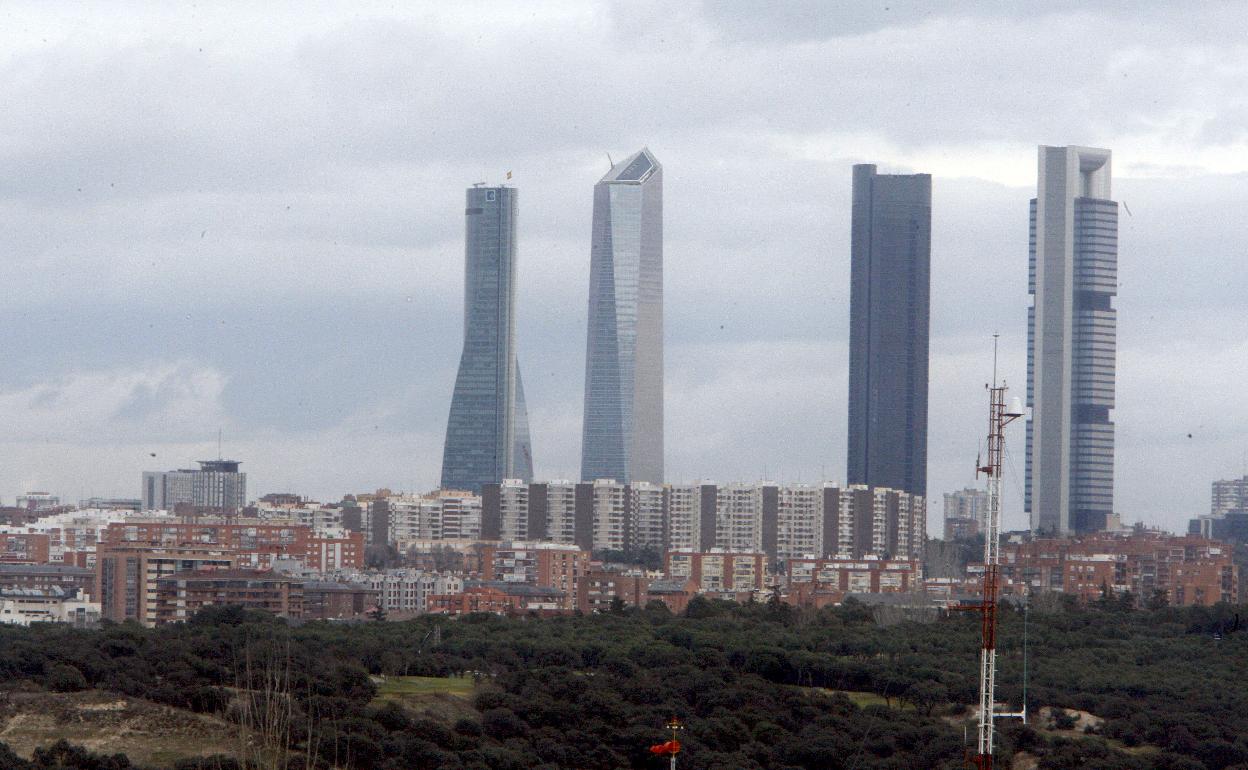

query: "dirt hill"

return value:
[0, 689, 237, 764]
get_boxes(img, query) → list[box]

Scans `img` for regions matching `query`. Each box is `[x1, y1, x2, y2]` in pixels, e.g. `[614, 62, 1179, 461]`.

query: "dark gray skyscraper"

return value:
[846, 164, 931, 497]
[1026, 145, 1116, 534]
[441, 185, 533, 494]
[581, 148, 664, 484]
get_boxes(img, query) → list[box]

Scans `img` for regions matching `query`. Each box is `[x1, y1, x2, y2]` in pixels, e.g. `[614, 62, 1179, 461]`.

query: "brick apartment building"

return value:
[96, 544, 235, 625]
[429, 581, 566, 616]
[480, 542, 590, 610]
[0, 564, 97, 599]
[665, 550, 765, 594]
[102, 519, 363, 570]
[0, 533, 51, 564]
[787, 557, 922, 599]
[575, 571, 651, 614]
[987, 532, 1236, 606]
[153, 569, 304, 624]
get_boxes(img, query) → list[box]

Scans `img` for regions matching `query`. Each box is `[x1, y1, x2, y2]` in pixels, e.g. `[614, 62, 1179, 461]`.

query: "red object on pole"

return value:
[649, 740, 681, 755]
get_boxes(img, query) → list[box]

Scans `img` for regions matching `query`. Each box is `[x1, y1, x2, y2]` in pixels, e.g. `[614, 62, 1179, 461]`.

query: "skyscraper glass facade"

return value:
[441, 186, 534, 494]
[846, 164, 931, 497]
[580, 148, 664, 484]
[1026, 145, 1116, 534]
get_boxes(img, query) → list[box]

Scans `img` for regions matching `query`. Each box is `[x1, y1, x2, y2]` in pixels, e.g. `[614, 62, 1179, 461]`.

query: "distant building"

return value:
[102, 518, 363, 571]
[991, 531, 1234, 607]
[847, 164, 931, 498]
[302, 580, 378, 620]
[79, 497, 142, 512]
[96, 544, 236, 625]
[581, 148, 664, 486]
[141, 460, 246, 512]
[385, 489, 483, 545]
[429, 580, 564, 616]
[484, 480, 925, 564]
[665, 549, 765, 594]
[943, 487, 986, 540]
[576, 570, 651, 614]
[0, 563, 96, 599]
[0, 533, 51, 564]
[440, 185, 534, 494]
[1211, 476, 1248, 517]
[1026, 146, 1118, 534]
[0, 586, 99, 627]
[480, 541, 589, 610]
[153, 569, 304, 624]
[16, 492, 61, 512]
[644, 578, 698, 614]
[787, 557, 922, 599]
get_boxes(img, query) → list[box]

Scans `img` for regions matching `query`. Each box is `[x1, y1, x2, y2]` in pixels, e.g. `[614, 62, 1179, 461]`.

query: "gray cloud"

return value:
[1, 2, 1246, 533]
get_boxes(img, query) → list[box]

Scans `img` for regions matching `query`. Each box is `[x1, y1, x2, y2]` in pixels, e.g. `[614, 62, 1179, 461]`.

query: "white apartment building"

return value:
[386, 491, 483, 547]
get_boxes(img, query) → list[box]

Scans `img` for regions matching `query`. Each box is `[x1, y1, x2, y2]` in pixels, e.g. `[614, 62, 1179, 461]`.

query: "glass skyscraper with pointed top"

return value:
[580, 148, 664, 485]
[441, 185, 533, 494]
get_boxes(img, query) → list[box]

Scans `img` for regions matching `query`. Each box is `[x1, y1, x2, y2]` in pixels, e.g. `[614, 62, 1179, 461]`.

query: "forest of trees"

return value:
[1, 597, 1247, 769]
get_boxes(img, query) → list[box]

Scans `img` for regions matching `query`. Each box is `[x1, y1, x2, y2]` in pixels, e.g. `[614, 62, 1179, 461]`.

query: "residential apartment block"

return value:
[482, 480, 925, 563]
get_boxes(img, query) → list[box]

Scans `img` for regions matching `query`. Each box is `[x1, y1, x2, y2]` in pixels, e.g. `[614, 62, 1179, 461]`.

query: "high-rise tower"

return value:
[1025, 145, 1117, 534]
[441, 185, 534, 494]
[580, 148, 664, 484]
[846, 164, 931, 497]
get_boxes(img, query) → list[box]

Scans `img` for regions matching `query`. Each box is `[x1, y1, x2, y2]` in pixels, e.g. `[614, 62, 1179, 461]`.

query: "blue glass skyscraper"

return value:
[441, 185, 534, 493]
[1026, 146, 1116, 534]
[847, 164, 931, 498]
[581, 148, 664, 484]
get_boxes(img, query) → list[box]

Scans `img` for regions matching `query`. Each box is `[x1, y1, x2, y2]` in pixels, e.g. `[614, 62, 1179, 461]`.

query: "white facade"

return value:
[0, 588, 100, 626]
[631, 482, 666, 550]
[387, 491, 483, 547]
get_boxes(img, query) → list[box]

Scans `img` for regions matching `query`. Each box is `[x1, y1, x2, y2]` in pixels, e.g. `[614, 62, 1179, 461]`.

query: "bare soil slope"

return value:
[0, 690, 236, 764]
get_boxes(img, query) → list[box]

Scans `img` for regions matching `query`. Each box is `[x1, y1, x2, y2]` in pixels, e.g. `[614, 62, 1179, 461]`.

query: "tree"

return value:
[905, 680, 948, 716]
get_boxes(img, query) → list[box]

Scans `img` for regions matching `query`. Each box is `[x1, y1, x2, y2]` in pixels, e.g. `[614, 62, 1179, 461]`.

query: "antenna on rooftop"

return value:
[607, 152, 614, 169]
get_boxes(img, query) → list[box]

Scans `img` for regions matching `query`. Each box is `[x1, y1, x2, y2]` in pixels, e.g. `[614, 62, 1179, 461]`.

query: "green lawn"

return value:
[374, 675, 475, 699]
[807, 687, 914, 710]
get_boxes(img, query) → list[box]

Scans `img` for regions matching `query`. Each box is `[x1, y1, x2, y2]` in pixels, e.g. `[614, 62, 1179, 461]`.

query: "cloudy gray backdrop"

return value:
[3, 1, 1247, 534]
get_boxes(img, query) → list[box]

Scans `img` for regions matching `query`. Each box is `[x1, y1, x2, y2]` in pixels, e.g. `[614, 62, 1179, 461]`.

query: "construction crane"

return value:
[968, 343, 1025, 769]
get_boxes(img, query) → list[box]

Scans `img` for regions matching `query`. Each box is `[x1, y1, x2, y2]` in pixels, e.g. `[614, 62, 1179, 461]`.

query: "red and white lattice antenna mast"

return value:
[970, 335, 1024, 769]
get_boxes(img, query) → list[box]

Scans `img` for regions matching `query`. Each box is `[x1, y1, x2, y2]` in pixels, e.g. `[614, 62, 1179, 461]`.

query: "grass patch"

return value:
[806, 687, 914, 710]
[374, 675, 475, 698]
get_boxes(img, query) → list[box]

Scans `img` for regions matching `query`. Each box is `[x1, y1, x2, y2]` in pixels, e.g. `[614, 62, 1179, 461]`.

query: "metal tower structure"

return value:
[971, 378, 1024, 769]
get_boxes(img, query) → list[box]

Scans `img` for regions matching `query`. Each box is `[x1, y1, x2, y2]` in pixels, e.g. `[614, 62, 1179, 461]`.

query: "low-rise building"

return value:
[429, 580, 565, 616]
[153, 569, 304, 624]
[0, 563, 97, 599]
[0, 533, 51, 563]
[665, 549, 765, 594]
[303, 581, 378, 620]
[988, 531, 1236, 606]
[645, 578, 698, 614]
[481, 541, 589, 610]
[0, 586, 99, 627]
[576, 570, 651, 613]
[787, 557, 922, 600]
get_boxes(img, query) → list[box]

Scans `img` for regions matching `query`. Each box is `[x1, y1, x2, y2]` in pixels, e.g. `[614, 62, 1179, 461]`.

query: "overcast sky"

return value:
[2, 1, 1247, 534]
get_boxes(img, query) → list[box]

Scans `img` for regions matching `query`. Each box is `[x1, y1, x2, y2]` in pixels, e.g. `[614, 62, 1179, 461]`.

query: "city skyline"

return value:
[581, 148, 665, 485]
[3, 4, 1248, 537]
